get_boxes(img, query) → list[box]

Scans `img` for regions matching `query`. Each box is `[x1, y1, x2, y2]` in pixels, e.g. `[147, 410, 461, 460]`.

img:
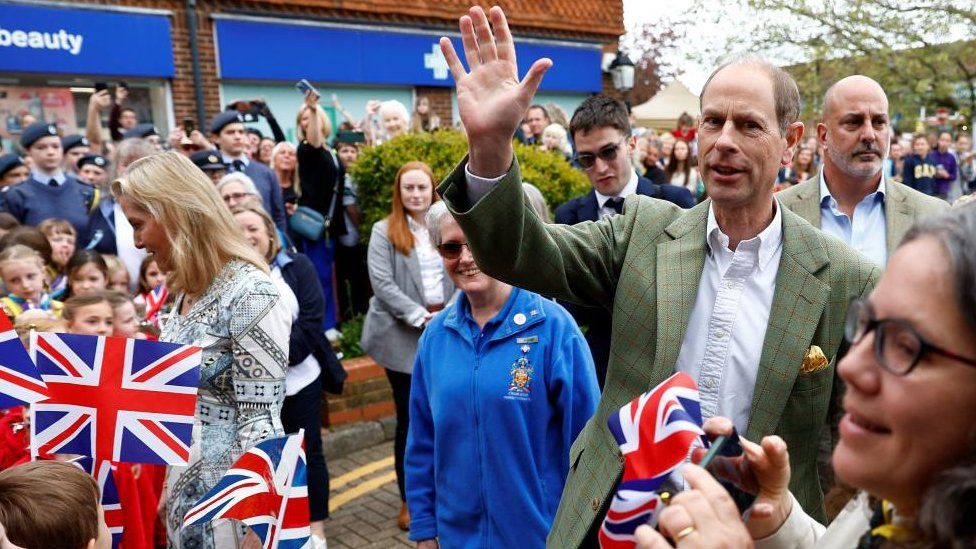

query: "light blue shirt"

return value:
[819, 172, 887, 267]
[30, 168, 66, 186]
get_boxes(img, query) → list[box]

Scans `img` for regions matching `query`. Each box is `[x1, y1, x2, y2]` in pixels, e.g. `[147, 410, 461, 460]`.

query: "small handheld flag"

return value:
[0, 309, 48, 409]
[599, 372, 706, 548]
[183, 431, 311, 549]
[30, 332, 201, 464]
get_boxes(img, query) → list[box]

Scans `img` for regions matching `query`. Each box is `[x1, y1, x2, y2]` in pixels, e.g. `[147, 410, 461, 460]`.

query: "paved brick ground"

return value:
[326, 440, 413, 548]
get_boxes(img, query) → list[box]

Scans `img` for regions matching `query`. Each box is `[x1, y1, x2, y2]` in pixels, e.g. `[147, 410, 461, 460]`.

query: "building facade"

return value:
[0, 0, 623, 148]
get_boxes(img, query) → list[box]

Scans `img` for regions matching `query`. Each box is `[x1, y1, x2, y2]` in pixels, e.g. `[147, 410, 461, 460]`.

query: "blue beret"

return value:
[20, 122, 59, 149]
[210, 111, 246, 134]
[190, 149, 227, 171]
[0, 154, 25, 178]
[77, 153, 109, 170]
[61, 134, 90, 152]
[122, 123, 159, 139]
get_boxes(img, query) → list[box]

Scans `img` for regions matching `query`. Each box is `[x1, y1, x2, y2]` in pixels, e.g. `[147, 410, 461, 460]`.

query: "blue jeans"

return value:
[302, 237, 338, 330]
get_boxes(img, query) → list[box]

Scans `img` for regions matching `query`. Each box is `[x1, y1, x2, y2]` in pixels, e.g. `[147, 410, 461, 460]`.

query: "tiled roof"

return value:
[242, 0, 624, 41]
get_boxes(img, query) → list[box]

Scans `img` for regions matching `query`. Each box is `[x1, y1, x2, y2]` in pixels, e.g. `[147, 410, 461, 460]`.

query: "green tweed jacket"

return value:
[440, 158, 881, 548]
[777, 171, 950, 255]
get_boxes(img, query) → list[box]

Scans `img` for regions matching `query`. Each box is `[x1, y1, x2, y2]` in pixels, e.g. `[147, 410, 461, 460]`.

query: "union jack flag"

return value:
[71, 457, 124, 549]
[0, 309, 48, 410]
[144, 282, 169, 326]
[183, 431, 311, 549]
[599, 372, 705, 549]
[29, 332, 201, 464]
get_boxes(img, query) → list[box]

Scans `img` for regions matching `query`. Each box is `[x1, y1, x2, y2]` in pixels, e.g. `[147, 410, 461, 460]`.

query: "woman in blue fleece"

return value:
[405, 201, 600, 549]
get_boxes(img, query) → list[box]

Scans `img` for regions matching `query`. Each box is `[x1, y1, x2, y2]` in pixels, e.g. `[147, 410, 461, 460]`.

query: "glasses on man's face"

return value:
[844, 298, 976, 376]
[436, 241, 469, 260]
[223, 192, 250, 204]
[574, 140, 627, 170]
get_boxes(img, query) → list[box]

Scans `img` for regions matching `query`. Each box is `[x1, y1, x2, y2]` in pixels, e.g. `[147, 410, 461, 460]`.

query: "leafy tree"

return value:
[693, 0, 976, 131]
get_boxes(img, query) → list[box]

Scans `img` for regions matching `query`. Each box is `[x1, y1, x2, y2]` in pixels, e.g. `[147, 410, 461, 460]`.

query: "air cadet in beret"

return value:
[190, 149, 227, 184]
[3, 122, 98, 233]
[210, 111, 287, 231]
[122, 123, 162, 151]
[60, 134, 91, 175]
[76, 153, 109, 187]
[0, 154, 28, 188]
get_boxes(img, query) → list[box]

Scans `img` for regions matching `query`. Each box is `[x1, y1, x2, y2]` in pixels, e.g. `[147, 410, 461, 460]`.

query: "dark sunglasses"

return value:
[845, 298, 976, 376]
[574, 139, 627, 170]
[436, 242, 469, 259]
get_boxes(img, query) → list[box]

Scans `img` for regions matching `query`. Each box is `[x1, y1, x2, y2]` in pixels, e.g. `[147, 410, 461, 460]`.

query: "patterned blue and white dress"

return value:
[162, 260, 291, 549]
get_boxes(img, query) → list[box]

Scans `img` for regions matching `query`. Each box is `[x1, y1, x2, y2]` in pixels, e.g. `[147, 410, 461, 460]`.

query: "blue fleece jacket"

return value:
[405, 287, 599, 548]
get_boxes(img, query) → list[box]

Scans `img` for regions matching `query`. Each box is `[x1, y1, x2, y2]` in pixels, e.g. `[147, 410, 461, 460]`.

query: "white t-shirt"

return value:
[271, 266, 321, 396]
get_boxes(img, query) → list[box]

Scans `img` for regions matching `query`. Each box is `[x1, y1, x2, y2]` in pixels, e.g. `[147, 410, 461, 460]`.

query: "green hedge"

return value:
[348, 129, 591, 239]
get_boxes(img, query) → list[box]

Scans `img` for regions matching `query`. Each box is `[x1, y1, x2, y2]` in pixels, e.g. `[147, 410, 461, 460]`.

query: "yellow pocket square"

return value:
[801, 345, 829, 374]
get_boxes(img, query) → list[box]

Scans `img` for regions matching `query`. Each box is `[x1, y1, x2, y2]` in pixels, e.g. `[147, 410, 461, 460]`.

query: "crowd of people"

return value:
[1, 4, 976, 549]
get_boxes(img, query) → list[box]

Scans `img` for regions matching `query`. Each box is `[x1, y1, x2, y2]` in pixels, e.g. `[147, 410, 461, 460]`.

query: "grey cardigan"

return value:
[361, 218, 455, 373]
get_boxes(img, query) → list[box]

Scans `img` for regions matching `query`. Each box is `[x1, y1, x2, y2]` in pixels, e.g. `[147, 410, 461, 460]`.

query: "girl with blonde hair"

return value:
[113, 151, 290, 549]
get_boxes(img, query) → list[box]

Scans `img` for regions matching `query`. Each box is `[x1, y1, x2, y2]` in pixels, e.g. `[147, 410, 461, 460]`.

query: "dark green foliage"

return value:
[348, 129, 591, 240]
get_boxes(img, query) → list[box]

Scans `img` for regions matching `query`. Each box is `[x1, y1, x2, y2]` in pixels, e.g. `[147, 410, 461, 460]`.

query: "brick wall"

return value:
[327, 356, 395, 427]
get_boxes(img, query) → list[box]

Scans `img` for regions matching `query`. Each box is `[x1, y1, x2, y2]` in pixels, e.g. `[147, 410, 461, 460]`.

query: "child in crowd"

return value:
[37, 219, 76, 300]
[102, 255, 131, 294]
[0, 460, 111, 549]
[65, 250, 109, 299]
[62, 292, 114, 337]
[105, 290, 142, 339]
[0, 244, 62, 319]
[134, 256, 169, 331]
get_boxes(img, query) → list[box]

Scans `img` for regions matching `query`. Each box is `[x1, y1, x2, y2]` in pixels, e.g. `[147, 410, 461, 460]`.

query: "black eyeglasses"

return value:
[845, 298, 976, 376]
[574, 140, 627, 170]
[436, 242, 469, 259]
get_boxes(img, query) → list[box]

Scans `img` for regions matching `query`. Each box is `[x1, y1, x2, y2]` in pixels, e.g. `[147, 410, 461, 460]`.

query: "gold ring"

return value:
[674, 526, 697, 541]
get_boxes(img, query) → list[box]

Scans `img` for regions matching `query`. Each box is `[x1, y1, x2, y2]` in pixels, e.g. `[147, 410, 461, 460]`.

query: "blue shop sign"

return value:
[0, 3, 174, 78]
[215, 18, 602, 94]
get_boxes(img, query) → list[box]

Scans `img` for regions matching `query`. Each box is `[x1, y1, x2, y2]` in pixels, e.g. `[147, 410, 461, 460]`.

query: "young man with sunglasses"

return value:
[554, 96, 694, 388]
[434, 7, 881, 547]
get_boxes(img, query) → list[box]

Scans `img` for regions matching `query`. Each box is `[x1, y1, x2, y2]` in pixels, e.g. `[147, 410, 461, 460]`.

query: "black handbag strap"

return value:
[323, 149, 342, 230]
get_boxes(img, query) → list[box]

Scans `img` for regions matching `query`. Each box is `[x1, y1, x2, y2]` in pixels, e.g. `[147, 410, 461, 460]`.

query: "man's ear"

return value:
[782, 121, 804, 167]
[86, 539, 96, 549]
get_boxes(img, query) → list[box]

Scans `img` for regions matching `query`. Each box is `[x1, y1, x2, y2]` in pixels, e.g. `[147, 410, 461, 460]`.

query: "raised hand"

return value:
[440, 6, 552, 178]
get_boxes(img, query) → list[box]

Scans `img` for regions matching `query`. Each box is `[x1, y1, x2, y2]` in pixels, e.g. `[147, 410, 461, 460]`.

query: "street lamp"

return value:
[608, 50, 635, 106]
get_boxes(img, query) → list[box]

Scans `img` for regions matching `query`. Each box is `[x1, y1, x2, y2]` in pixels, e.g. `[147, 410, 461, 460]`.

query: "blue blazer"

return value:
[553, 174, 694, 388]
[84, 203, 117, 255]
[243, 161, 288, 233]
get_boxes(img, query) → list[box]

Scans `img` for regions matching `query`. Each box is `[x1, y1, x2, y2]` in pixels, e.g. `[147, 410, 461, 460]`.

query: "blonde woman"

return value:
[540, 123, 572, 161]
[270, 141, 300, 215]
[113, 151, 290, 549]
[295, 89, 346, 331]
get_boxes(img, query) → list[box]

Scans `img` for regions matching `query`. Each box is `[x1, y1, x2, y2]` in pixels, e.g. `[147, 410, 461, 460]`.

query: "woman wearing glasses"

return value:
[404, 200, 600, 549]
[360, 161, 454, 531]
[635, 205, 976, 548]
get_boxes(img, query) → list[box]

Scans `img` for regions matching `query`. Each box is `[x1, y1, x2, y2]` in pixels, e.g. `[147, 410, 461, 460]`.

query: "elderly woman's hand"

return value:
[634, 464, 753, 548]
[693, 417, 794, 540]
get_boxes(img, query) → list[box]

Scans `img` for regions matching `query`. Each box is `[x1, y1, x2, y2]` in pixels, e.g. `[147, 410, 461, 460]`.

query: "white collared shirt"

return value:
[408, 216, 444, 306]
[594, 170, 639, 218]
[819, 171, 887, 267]
[674, 200, 784, 434]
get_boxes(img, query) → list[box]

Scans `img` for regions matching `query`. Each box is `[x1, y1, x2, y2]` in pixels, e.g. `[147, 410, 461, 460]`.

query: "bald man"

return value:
[778, 75, 947, 267]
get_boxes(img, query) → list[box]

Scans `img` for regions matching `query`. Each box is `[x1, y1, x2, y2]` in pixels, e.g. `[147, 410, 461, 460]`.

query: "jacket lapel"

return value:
[581, 190, 600, 222]
[788, 175, 822, 228]
[884, 182, 915, 252]
[745, 209, 830, 441]
[651, 201, 709, 388]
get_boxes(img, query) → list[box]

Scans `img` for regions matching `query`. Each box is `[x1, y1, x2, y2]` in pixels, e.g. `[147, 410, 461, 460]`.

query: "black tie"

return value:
[606, 197, 624, 215]
[232, 160, 245, 173]
[48, 178, 58, 188]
